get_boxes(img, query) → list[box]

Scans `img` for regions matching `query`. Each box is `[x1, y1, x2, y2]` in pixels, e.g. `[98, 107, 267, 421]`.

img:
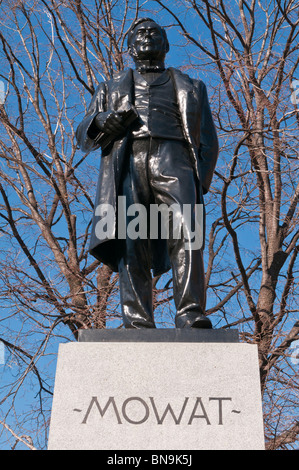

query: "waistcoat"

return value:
[131, 69, 184, 140]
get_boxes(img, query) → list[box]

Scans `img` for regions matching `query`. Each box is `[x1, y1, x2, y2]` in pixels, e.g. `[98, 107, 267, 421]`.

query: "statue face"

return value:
[129, 21, 168, 61]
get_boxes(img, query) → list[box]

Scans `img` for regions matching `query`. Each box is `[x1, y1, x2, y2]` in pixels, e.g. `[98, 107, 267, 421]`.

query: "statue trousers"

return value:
[118, 137, 206, 328]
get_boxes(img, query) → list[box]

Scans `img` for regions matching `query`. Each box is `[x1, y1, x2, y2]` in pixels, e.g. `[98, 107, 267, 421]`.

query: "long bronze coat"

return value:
[76, 67, 219, 275]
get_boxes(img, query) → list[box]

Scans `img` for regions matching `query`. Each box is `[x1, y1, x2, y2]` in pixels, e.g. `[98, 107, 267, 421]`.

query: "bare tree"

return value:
[0, 0, 141, 450]
[154, 0, 299, 449]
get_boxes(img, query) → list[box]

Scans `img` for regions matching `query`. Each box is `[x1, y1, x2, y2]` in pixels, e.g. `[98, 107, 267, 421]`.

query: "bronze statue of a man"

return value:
[76, 18, 219, 329]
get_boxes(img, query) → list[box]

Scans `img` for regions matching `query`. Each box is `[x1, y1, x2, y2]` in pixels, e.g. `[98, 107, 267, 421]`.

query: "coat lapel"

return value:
[108, 68, 134, 112]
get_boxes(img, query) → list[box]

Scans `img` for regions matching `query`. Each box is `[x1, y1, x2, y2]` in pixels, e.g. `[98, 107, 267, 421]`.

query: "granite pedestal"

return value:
[48, 329, 265, 450]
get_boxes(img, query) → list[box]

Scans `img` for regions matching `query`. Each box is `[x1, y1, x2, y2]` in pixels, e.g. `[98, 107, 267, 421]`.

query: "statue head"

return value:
[127, 18, 169, 63]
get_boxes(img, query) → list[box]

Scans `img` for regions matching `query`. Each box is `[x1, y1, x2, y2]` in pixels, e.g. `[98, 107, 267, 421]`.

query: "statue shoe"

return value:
[175, 313, 213, 329]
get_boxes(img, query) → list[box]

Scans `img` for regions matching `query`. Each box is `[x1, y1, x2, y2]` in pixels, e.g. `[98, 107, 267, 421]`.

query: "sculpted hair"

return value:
[127, 17, 169, 52]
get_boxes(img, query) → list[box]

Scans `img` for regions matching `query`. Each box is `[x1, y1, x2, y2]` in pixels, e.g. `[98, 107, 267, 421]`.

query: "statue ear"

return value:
[128, 44, 138, 59]
[163, 33, 170, 54]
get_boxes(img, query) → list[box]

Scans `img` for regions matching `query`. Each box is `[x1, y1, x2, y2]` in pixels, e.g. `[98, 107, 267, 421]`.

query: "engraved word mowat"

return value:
[48, 330, 265, 450]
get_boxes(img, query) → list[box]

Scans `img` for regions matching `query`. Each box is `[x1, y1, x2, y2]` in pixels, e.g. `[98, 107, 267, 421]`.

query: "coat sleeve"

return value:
[76, 82, 108, 153]
[198, 81, 219, 194]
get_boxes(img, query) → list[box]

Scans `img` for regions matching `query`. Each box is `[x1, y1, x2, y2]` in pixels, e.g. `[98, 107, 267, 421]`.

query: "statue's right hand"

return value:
[95, 111, 126, 136]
